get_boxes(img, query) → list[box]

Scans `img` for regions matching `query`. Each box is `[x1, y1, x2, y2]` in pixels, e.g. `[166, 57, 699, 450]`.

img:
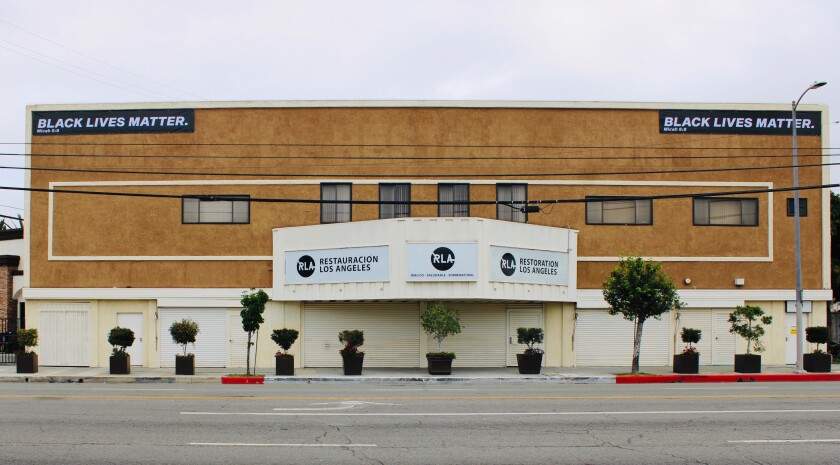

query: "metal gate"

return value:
[0, 318, 17, 364]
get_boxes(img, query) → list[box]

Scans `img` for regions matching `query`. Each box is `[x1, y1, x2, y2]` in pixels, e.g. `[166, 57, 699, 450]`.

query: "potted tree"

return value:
[271, 328, 299, 376]
[516, 327, 544, 374]
[338, 330, 365, 375]
[16, 328, 38, 374]
[673, 328, 701, 374]
[729, 305, 772, 373]
[108, 326, 135, 375]
[803, 326, 831, 373]
[420, 302, 462, 375]
[169, 319, 199, 375]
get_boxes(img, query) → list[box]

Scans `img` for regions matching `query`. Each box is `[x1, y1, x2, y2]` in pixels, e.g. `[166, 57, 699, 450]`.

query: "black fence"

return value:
[0, 317, 17, 364]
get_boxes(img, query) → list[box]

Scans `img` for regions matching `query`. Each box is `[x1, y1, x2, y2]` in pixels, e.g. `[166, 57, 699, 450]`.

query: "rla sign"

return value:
[431, 247, 456, 271]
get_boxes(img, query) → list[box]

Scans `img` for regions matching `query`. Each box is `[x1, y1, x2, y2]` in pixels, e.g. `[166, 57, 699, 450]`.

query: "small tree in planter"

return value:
[16, 328, 38, 374]
[673, 328, 701, 374]
[516, 327, 544, 374]
[240, 289, 268, 376]
[271, 328, 299, 376]
[728, 305, 772, 373]
[804, 326, 831, 373]
[169, 319, 199, 375]
[421, 302, 462, 375]
[107, 326, 135, 375]
[338, 330, 365, 375]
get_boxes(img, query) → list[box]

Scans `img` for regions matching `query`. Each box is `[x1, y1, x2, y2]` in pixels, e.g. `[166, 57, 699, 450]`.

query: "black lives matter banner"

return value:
[32, 109, 195, 135]
[660, 110, 821, 136]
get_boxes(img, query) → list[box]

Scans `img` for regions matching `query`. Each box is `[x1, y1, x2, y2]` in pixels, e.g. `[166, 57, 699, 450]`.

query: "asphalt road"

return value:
[1, 382, 839, 464]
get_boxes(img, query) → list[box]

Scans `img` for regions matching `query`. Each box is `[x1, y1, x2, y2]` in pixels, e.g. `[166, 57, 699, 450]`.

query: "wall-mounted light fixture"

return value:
[734, 278, 745, 287]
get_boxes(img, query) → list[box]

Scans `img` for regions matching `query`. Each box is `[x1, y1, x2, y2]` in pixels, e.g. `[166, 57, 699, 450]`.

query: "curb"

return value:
[263, 375, 616, 384]
[616, 373, 840, 384]
[221, 376, 265, 384]
[0, 376, 221, 384]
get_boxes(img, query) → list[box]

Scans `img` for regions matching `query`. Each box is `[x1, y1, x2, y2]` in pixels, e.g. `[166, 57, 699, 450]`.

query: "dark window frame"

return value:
[379, 183, 411, 219]
[438, 183, 470, 217]
[181, 195, 250, 224]
[786, 197, 808, 217]
[692, 197, 759, 227]
[496, 183, 528, 223]
[584, 196, 654, 226]
[320, 182, 353, 224]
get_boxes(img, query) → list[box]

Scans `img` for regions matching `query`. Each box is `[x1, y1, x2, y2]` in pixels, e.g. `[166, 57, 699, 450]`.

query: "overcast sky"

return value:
[1, 0, 838, 222]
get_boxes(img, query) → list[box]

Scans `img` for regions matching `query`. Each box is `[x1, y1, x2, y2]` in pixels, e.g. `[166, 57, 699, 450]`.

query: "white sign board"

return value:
[489, 246, 568, 286]
[407, 243, 478, 282]
[285, 246, 389, 284]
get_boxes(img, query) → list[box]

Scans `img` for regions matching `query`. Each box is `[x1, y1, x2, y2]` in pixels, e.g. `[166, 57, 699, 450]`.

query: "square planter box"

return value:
[803, 353, 832, 373]
[16, 353, 38, 374]
[175, 355, 195, 375]
[110, 355, 131, 375]
[673, 353, 699, 374]
[734, 354, 761, 373]
[426, 355, 454, 375]
[516, 353, 543, 375]
[275, 355, 295, 376]
[342, 354, 364, 376]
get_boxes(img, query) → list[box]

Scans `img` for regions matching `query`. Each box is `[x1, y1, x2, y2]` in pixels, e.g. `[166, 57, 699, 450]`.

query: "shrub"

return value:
[338, 330, 364, 357]
[805, 326, 830, 354]
[16, 328, 38, 354]
[108, 326, 135, 357]
[271, 328, 299, 356]
[680, 328, 702, 354]
[728, 305, 772, 354]
[169, 319, 199, 357]
[517, 327, 545, 355]
[421, 302, 462, 355]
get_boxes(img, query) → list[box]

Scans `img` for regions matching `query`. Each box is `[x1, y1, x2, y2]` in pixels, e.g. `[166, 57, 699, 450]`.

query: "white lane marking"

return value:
[190, 442, 376, 447]
[273, 401, 399, 411]
[665, 387, 769, 390]
[729, 439, 840, 444]
[182, 409, 840, 417]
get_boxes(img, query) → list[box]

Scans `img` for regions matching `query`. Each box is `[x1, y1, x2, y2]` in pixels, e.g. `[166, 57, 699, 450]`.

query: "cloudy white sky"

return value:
[1, 0, 838, 223]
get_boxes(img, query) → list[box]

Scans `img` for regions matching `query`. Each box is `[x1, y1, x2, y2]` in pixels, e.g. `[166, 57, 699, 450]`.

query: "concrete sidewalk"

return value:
[0, 363, 834, 384]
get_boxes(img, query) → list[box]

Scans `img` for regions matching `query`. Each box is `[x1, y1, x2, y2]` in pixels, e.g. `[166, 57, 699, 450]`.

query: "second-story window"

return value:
[586, 197, 652, 225]
[379, 183, 411, 219]
[438, 183, 470, 217]
[693, 197, 758, 226]
[321, 183, 351, 223]
[182, 195, 250, 224]
[497, 183, 527, 223]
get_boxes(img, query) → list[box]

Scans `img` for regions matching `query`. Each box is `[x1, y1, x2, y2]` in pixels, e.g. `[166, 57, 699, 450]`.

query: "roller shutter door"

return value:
[159, 309, 227, 368]
[39, 302, 90, 366]
[507, 307, 543, 366]
[574, 310, 671, 366]
[430, 304, 507, 367]
[304, 303, 420, 367]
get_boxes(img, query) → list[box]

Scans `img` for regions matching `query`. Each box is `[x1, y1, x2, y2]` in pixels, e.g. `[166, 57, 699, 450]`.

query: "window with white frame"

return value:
[182, 195, 250, 224]
[693, 197, 758, 226]
[497, 183, 528, 223]
[321, 183, 352, 223]
[438, 183, 470, 217]
[379, 183, 411, 219]
[586, 197, 652, 225]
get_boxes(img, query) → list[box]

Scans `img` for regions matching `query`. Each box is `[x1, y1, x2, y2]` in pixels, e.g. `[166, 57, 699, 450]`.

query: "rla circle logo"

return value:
[431, 247, 456, 271]
[297, 255, 315, 278]
[500, 252, 516, 276]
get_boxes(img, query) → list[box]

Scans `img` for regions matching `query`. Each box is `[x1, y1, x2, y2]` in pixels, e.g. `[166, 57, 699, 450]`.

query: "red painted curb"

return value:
[616, 373, 840, 384]
[221, 376, 265, 384]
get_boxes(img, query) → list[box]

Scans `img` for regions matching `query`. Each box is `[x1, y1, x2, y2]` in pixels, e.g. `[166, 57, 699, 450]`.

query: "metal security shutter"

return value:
[507, 307, 543, 366]
[39, 302, 90, 366]
[159, 309, 227, 368]
[677, 310, 713, 365]
[574, 310, 670, 367]
[430, 305, 507, 367]
[304, 303, 420, 367]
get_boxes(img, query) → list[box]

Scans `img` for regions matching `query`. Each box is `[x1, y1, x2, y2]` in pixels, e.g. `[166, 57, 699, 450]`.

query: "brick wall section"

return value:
[0, 258, 19, 321]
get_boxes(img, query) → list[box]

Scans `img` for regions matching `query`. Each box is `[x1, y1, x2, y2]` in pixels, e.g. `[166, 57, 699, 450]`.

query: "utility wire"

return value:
[0, 160, 835, 178]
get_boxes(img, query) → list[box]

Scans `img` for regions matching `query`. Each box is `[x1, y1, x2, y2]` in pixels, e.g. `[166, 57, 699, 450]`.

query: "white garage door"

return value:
[39, 302, 90, 366]
[304, 303, 421, 367]
[159, 309, 227, 368]
[430, 304, 507, 368]
[575, 310, 671, 367]
[677, 309, 736, 365]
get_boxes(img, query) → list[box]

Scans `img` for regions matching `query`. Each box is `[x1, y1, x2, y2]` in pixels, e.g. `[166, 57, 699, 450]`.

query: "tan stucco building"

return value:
[20, 101, 832, 369]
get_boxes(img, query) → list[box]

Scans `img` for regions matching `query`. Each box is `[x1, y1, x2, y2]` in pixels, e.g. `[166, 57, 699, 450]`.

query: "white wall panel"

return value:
[158, 309, 226, 368]
[430, 304, 507, 367]
[39, 302, 89, 366]
[574, 310, 671, 367]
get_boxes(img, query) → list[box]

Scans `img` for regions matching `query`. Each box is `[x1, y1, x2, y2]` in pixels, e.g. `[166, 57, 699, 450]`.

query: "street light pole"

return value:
[792, 81, 826, 373]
